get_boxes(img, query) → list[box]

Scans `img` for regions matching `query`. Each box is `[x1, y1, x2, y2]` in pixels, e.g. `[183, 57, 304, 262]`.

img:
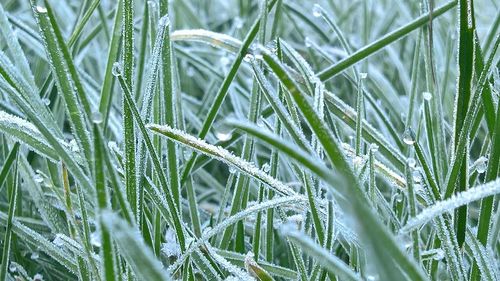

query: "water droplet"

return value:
[91, 111, 103, 124]
[312, 4, 322, 17]
[34, 173, 44, 183]
[475, 156, 488, 173]
[186, 66, 195, 77]
[33, 273, 44, 281]
[112, 62, 122, 77]
[370, 143, 379, 152]
[234, 17, 243, 29]
[305, 37, 312, 48]
[90, 232, 101, 247]
[8, 263, 16, 272]
[412, 170, 422, 183]
[254, 53, 263, 60]
[366, 274, 379, 281]
[36, 6, 47, 13]
[220, 56, 230, 67]
[31, 252, 40, 260]
[229, 166, 236, 174]
[42, 98, 50, 106]
[262, 163, 270, 173]
[423, 91, 432, 101]
[243, 54, 253, 62]
[216, 132, 232, 142]
[183, 150, 191, 160]
[360, 72, 368, 79]
[407, 158, 416, 168]
[402, 128, 416, 145]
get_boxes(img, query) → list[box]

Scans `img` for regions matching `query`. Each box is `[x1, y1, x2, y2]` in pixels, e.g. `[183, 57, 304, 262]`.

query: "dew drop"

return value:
[33, 273, 44, 281]
[243, 54, 253, 62]
[234, 17, 243, 29]
[475, 156, 488, 173]
[42, 98, 50, 106]
[370, 143, 379, 152]
[186, 66, 195, 77]
[407, 157, 416, 168]
[412, 170, 422, 183]
[220, 56, 230, 67]
[423, 91, 432, 101]
[305, 37, 312, 48]
[112, 62, 122, 77]
[36, 6, 47, 13]
[90, 231, 102, 247]
[360, 72, 368, 79]
[91, 111, 103, 124]
[402, 128, 416, 145]
[312, 4, 322, 17]
[31, 252, 40, 260]
[216, 132, 232, 142]
[34, 173, 44, 183]
[8, 263, 16, 272]
[262, 163, 270, 173]
[229, 166, 236, 174]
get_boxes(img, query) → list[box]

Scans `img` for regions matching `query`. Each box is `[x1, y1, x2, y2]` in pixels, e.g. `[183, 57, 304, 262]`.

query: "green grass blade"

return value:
[0, 145, 18, 281]
[317, 0, 456, 81]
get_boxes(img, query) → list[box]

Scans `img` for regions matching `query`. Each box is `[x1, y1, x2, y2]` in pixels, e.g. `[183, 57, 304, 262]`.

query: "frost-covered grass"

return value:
[0, 0, 499, 280]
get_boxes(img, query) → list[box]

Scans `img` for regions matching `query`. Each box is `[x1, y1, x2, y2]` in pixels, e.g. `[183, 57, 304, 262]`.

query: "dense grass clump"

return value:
[0, 0, 499, 280]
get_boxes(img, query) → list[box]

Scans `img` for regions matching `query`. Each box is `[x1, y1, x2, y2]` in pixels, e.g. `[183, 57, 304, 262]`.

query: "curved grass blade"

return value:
[283, 229, 361, 281]
[102, 212, 171, 281]
[0, 147, 18, 281]
[317, 0, 456, 81]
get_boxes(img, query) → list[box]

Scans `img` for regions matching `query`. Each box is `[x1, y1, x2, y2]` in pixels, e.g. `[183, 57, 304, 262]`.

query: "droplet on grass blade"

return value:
[402, 128, 416, 145]
[220, 56, 231, 67]
[370, 143, 379, 152]
[412, 169, 422, 183]
[312, 4, 322, 17]
[34, 173, 44, 183]
[423, 91, 432, 101]
[360, 72, 368, 79]
[305, 37, 312, 48]
[35, 5, 47, 13]
[8, 263, 16, 272]
[216, 131, 232, 142]
[90, 232, 101, 247]
[91, 111, 103, 124]
[229, 166, 236, 174]
[186, 66, 195, 77]
[262, 163, 270, 173]
[33, 273, 44, 281]
[30, 252, 40, 260]
[112, 62, 123, 77]
[234, 17, 243, 29]
[407, 158, 416, 168]
[42, 98, 50, 106]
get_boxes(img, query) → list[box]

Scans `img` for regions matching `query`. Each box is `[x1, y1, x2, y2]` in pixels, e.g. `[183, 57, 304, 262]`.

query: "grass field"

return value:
[0, 0, 499, 280]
